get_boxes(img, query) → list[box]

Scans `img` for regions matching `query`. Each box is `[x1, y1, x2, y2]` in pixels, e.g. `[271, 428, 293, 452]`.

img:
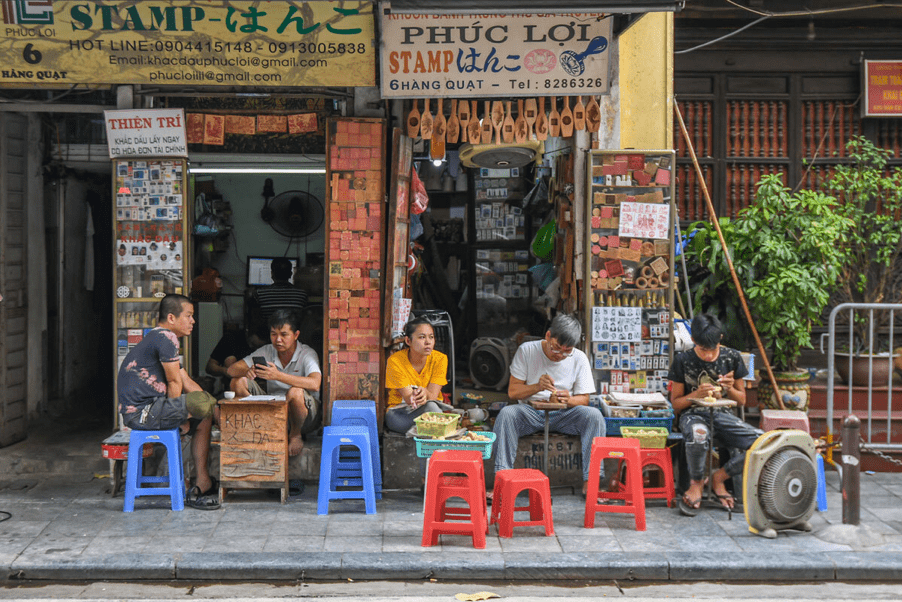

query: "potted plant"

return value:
[823, 136, 902, 383]
[679, 174, 851, 411]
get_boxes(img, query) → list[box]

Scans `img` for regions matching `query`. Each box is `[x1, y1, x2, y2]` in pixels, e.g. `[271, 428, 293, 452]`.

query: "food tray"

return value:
[620, 426, 669, 448]
[414, 431, 496, 459]
[414, 412, 461, 438]
[608, 405, 641, 418]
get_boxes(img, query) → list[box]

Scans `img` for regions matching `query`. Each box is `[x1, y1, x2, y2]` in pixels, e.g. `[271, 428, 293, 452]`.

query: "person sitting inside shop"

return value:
[227, 309, 321, 457]
[669, 313, 761, 516]
[247, 257, 308, 347]
[117, 294, 220, 508]
[492, 314, 606, 498]
[205, 326, 252, 392]
[384, 316, 449, 434]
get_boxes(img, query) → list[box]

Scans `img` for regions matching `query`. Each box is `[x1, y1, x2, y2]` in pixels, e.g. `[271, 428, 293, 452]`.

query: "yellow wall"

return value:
[619, 12, 673, 149]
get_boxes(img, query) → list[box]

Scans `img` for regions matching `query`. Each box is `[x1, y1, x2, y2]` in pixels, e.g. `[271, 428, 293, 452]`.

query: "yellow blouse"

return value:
[385, 348, 448, 407]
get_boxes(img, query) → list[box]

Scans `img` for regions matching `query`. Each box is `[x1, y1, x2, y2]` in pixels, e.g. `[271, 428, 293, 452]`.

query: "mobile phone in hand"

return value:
[252, 355, 267, 369]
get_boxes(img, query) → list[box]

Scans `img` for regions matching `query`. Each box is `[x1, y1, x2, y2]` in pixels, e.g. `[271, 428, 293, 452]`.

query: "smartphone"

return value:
[252, 355, 267, 369]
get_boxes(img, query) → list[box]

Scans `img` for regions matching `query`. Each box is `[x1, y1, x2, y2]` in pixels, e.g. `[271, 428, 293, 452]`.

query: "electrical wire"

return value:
[725, 0, 902, 17]
[675, 15, 770, 54]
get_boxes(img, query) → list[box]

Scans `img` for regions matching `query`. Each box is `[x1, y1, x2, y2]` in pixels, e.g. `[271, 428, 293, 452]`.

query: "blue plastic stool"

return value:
[123, 428, 185, 512]
[331, 400, 382, 497]
[816, 453, 828, 512]
[317, 426, 377, 515]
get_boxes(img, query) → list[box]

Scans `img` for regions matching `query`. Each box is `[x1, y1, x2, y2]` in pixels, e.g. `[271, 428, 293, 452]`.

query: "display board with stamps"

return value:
[111, 158, 189, 424]
[585, 150, 675, 396]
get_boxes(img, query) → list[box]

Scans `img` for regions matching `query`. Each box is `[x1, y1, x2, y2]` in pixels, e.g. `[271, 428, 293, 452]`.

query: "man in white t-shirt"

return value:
[228, 309, 322, 457]
[492, 314, 605, 496]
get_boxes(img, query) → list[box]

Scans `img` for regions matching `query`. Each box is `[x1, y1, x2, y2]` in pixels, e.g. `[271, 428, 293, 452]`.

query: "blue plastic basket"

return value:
[605, 414, 674, 436]
[414, 431, 496, 459]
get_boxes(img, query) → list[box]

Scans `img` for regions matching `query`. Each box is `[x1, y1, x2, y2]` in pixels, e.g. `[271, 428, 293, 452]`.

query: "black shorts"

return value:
[124, 395, 189, 431]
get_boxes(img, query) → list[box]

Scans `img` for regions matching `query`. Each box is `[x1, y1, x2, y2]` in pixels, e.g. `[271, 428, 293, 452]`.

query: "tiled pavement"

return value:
[2, 424, 902, 581]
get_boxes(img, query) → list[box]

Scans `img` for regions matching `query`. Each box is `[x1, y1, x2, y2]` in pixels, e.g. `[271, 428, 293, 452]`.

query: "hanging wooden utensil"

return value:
[502, 100, 515, 143]
[586, 95, 601, 133]
[560, 96, 574, 138]
[406, 100, 421, 138]
[420, 97, 433, 140]
[574, 95, 586, 131]
[548, 96, 561, 138]
[431, 97, 446, 160]
[524, 98, 538, 140]
[491, 100, 505, 145]
[535, 97, 549, 141]
[515, 99, 528, 143]
[481, 100, 493, 144]
[468, 100, 481, 144]
[448, 99, 461, 143]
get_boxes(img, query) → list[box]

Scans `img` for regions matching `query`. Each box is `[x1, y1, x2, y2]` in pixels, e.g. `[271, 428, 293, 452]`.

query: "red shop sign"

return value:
[863, 60, 902, 117]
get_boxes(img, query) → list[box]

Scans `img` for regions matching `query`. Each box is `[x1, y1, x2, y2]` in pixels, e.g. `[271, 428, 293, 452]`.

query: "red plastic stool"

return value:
[584, 437, 646, 531]
[421, 450, 488, 549]
[615, 447, 676, 507]
[760, 409, 810, 434]
[490, 469, 554, 538]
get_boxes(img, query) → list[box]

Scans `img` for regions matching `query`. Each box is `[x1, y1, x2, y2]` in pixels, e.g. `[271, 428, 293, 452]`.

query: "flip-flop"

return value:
[715, 493, 735, 511]
[678, 494, 701, 517]
[186, 479, 221, 510]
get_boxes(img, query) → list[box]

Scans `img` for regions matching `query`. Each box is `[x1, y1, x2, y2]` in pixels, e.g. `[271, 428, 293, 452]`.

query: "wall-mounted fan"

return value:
[260, 189, 324, 239]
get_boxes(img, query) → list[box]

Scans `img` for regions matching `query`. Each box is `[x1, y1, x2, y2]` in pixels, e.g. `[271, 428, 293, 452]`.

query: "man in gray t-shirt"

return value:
[492, 314, 605, 496]
[228, 309, 322, 458]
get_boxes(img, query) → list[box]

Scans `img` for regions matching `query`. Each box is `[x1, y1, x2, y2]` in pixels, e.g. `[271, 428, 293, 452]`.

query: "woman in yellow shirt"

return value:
[384, 317, 449, 433]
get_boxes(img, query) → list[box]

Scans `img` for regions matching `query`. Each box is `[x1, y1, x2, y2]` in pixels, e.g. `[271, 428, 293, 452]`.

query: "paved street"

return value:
[1, 422, 902, 582]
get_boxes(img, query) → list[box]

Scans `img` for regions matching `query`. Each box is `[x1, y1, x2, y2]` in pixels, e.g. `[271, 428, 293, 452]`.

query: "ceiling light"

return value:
[188, 167, 326, 174]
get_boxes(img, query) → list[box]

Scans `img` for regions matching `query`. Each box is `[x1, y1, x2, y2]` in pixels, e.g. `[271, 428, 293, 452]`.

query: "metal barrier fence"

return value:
[824, 303, 902, 467]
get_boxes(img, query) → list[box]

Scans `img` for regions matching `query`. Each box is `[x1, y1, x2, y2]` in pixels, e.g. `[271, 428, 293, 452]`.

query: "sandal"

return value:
[186, 478, 220, 510]
[715, 493, 735, 511]
[678, 493, 701, 517]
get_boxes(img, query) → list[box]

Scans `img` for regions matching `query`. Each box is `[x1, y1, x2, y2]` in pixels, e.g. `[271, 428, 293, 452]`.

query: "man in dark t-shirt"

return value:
[206, 328, 252, 389]
[247, 258, 308, 346]
[668, 313, 761, 516]
[117, 294, 218, 503]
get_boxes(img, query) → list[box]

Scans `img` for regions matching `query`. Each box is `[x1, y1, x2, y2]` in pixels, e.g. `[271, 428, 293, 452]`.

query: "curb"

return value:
[5, 551, 902, 582]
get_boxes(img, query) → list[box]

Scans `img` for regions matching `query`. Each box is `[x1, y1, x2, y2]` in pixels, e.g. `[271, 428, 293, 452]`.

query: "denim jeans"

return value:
[679, 409, 762, 481]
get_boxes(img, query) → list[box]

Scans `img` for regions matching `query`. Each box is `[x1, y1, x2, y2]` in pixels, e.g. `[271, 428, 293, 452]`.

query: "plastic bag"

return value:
[411, 168, 430, 215]
[193, 193, 225, 237]
[530, 218, 556, 260]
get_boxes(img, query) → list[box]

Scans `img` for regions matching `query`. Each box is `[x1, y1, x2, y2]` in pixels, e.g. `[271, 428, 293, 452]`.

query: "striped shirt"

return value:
[254, 282, 308, 322]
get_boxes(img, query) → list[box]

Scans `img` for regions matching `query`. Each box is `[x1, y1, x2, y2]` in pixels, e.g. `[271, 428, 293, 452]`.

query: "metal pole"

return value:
[842, 414, 861, 525]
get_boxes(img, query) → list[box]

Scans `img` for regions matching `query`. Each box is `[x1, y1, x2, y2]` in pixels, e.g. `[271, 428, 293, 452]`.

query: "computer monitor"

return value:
[246, 256, 298, 287]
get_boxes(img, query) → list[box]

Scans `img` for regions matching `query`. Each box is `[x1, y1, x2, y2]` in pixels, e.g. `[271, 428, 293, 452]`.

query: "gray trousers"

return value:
[492, 404, 606, 481]
[679, 409, 762, 481]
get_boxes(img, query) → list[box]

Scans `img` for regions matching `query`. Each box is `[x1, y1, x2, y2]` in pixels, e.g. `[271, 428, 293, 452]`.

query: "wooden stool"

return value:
[585, 437, 645, 531]
[422, 450, 487, 549]
[615, 447, 676, 507]
[490, 469, 554, 538]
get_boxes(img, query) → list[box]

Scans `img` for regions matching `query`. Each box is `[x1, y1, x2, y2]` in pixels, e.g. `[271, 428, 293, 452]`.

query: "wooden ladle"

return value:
[491, 100, 505, 145]
[406, 100, 420, 138]
[447, 99, 460, 144]
[420, 97, 433, 140]
[515, 99, 528, 143]
[481, 100, 493, 144]
[535, 97, 549, 141]
[548, 96, 561, 138]
[524, 98, 537, 140]
[586, 95, 601, 133]
[560, 96, 574, 138]
[573, 95, 586, 131]
[468, 100, 481, 144]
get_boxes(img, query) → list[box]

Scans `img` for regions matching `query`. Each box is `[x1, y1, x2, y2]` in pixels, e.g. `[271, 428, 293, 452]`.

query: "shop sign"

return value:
[104, 109, 187, 158]
[0, 1, 375, 88]
[863, 60, 902, 117]
[381, 12, 612, 98]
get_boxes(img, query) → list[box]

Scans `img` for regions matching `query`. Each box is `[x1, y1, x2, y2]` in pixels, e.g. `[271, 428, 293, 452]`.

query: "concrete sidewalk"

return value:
[1, 422, 902, 582]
